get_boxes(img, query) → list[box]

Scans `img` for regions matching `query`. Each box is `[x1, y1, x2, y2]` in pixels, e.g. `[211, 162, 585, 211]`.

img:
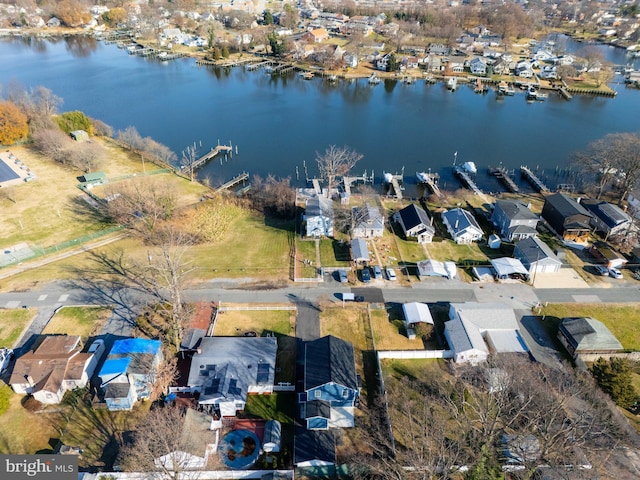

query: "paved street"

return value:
[2, 277, 640, 353]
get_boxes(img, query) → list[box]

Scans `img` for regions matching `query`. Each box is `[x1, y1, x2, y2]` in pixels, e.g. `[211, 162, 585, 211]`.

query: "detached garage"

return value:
[513, 236, 562, 273]
[402, 302, 434, 326]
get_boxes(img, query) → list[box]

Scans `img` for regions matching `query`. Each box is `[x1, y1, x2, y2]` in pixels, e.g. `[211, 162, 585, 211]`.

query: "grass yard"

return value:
[0, 145, 114, 250]
[244, 392, 296, 424]
[0, 308, 35, 348]
[319, 305, 370, 355]
[370, 308, 435, 350]
[424, 240, 491, 264]
[213, 308, 295, 337]
[381, 357, 450, 384]
[371, 231, 403, 268]
[538, 303, 640, 350]
[0, 393, 59, 454]
[42, 306, 111, 338]
[185, 212, 293, 280]
[318, 239, 351, 267]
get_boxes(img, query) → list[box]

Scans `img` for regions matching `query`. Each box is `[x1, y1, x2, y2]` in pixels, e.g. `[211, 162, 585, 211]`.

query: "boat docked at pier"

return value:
[497, 81, 515, 96]
[526, 86, 548, 101]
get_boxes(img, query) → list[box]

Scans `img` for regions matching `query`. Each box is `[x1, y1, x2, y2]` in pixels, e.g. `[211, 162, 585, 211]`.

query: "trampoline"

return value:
[218, 429, 260, 469]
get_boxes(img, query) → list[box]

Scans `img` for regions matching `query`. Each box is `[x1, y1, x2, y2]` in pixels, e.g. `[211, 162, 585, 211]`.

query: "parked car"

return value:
[373, 265, 382, 280]
[337, 269, 348, 283]
[361, 267, 371, 283]
[608, 268, 623, 279]
[386, 267, 397, 281]
[594, 265, 609, 276]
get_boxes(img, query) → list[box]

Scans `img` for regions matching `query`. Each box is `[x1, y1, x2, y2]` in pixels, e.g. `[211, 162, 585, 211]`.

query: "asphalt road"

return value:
[2, 278, 640, 353]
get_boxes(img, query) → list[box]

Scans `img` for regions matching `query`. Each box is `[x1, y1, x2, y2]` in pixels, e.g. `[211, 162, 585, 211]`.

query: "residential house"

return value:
[541, 193, 592, 243]
[343, 53, 358, 68]
[581, 199, 632, 237]
[445, 303, 528, 365]
[539, 65, 558, 80]
[491, 199, 539, 241]
[305, 27, 329, 43]
[301, 336, 359, 430]
[589, 241, 628, 269]
[375, 52, 392, 71]
[10, 336, 102, 404]
[352, 205, 384, 238]
[470, 57, 488, 75]
[186, 337, 277, 417]
[393, 203, 434, 244]
[305, 196, 334, 238]
[99, 338, 163, 411]
[441, 208, 483, 244]
[428, 43, 450, 56]
[513, 236, 562, 273]
[515, 61, 534, 78]
[447, 55, 466, 73]
[557, 317, 623, 359]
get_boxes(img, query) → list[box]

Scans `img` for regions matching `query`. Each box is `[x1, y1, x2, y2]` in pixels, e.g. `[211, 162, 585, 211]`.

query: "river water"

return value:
[1, 35, 639, 194]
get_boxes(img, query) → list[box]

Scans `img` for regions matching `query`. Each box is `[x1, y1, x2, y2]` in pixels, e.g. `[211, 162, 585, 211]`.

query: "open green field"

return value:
[213, 308, 295, 337]
[42, 306, 111, 338]
[319, 305, 369, 355]
[424, 240, 491, 264]
[318, 238, 351, 267]
[539, 304, 640, 350]
[0, 308, 35, 348]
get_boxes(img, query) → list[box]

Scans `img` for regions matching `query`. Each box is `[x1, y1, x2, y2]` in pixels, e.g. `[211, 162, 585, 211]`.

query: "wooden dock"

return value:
[520, 166, 550, 193]
[312, 179, 322, 195]
[417, 172, 442, 197]
[342, 172, 373, 197]
[488, 167, 519, 193]
[190, 144, 233, 170]
[390, 178, 403, 200]
[453, 166, 483, 195]
[215, 172, 249, 193]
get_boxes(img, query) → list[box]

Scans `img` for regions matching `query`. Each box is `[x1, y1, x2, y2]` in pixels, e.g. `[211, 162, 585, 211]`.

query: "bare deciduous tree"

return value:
[181, 142, 199, 182]
[316, 145, 363, 197]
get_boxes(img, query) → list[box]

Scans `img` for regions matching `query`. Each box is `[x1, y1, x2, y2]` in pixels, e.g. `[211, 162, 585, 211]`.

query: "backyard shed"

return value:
[402, 302, 434, 326]
[263, 420, 282, 453]
[350, 238, 370, 263]
[70, 130, 89, 141]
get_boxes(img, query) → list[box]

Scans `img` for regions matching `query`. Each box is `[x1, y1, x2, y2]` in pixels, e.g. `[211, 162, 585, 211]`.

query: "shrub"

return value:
[55, 110, 94, 135]
[0, 383, 12, 415]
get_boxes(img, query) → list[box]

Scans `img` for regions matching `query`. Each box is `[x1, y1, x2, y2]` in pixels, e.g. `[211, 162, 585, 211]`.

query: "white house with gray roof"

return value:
[444, 302, 528, 364]
[351, 205, 384, 238]
[305, 196, 334, 238]
[186, 337, 277, 417]
[513, 236, 562, 273]
[491, 199, 539, 241]
[441, 208, 483, 244]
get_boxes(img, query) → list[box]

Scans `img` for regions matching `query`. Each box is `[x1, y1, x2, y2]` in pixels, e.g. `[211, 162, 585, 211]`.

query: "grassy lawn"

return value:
[244, 392, 295, 424]
[319, 305, 369, 355]
[213, 308, 295, 337]
[539, 304, 640, 350]
[371, 230, 403, 268]
[370, 308, 435, 350]
[0, 144, 114, 250]
[0, 393, 59, 454]
[424, 240, 491, 264]
[0, 308, 35, 348]
[318, 239, 351, 267]
[42, 306, 111, 338]
[185, 213, 293, 280]
[381, 357, 450, 384]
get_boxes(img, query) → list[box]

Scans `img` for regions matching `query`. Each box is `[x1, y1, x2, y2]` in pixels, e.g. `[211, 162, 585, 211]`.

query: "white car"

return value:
[0, 348, 14, 374]
[608, 268, 623, 279]
[386, 267, 397, 281]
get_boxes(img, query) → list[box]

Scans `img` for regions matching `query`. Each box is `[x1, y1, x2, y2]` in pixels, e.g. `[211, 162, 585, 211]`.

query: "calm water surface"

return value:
[1, 35, 639, 194]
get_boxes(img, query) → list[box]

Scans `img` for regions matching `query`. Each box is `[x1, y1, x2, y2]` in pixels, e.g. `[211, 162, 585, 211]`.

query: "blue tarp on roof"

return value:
[99, 357, 131, 377]
[110, 338, 161, 355]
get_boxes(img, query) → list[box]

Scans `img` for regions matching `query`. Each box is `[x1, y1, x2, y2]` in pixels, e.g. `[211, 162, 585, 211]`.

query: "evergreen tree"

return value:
[221, 46, 230, 58]
[263, 10, 274, 25]
[590, 357, 637, 409]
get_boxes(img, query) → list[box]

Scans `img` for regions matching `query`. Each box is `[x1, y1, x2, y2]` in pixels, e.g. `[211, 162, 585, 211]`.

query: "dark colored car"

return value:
[361, 267, 371, 283]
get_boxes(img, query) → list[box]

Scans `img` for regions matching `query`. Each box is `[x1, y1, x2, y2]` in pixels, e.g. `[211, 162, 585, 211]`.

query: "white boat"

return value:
[497, 81, 515, 96]
[368, 74, 380, 85]
[527, 86, 547, 101]
[416, 172, 429, 183]
[158, 51, 167, 59]
[462, 161, 477, 175]
[447, 77, 457, 91]
[383, 172, 394, 184]
[327, 75, 337, 82]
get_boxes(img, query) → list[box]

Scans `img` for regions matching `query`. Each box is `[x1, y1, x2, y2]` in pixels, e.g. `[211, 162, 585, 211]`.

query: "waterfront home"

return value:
[393, 203, 434, 244]
[580, 199, 632, 237]
[539, 65, 558, 80]
[491, 199, 539, 242]
[351, 204, 384, 238]
[304, 196, 334, 238]
[185, 337, 277, 417]
[516, 61, 534, 78]
[470, 57, 488, 75]
[428, 43, 451, 56]
[304, 27, 329, 43]
[513, 236, 562, 274]
[541, 193, 592, 244]
[99, 338, 163, 411]
[300, 336, 359, 430]
[10, 336, 103, 404]
[441, 208, 483, 244]
[557, 317, 623, 359]
[445, 302, 528, 365]
[447, 55, 466, 73]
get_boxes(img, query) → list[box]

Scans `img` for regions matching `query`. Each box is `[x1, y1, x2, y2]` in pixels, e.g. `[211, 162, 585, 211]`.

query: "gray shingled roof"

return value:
[294, 430, 336, 465]
[514, 236, 561, 265]
[495, 199, 539, 221]
[559, 317, 623, 352]
[397, 203, 434, 232]
[304, 336, 358, 391]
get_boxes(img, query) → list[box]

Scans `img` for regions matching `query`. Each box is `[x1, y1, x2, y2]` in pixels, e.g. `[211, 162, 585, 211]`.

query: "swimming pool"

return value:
[218, 429, 261, 469]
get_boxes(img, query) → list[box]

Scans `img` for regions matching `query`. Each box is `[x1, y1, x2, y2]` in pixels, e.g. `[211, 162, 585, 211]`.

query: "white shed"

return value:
[402, 302, 434, 326]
